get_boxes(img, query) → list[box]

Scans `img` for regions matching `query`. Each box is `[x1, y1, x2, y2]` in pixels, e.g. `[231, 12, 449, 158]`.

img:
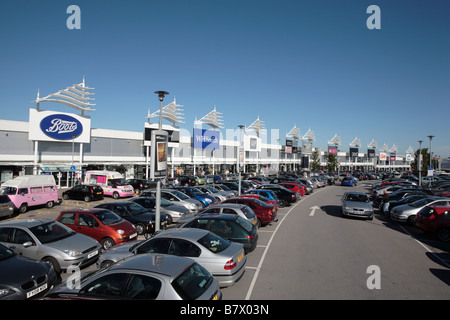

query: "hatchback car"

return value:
[196, 185, 229, 202]
[390, 197, 450, 224]
[256, 185, 297, 207]
[130, 197, 189, 224]
[341, 191, 374, 220]
[341, 177, 357, 187]
[56, 209, 138, 250]
[97, 228, 246, 287]
[0, 219, 102, 274]
[142, 189, 202, 213]
[45, 254, 221, 300]
[180, 213, 258, 253]
[0, 243, 59, 300]
[168, 187, 216, 208]
[220, 197, 277, 226]
[416, 205, 450, 242]
[184, 203, 258, 227]
[0, 195, 15, 218]
[62, 184, 104, 202]
[94, 202, 168, 236]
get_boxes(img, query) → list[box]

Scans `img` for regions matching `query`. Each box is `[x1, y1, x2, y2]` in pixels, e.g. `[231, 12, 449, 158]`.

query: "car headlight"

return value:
[117, 229, 124, 235]
[63, 249, 83, 257]
[0, 288, 14, 299]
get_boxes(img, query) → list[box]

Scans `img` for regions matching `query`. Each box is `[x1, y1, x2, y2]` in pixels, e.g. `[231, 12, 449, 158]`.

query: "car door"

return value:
[8, 227, 40, 260]
[77, 213, 100, 241]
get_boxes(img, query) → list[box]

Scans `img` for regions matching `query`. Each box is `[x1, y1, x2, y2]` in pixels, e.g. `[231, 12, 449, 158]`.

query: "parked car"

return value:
[0, 243, 59, 300]
[56, 209, 138, 250]
[0, 219, 102, 274]
[130, 197, 189, 224]
[256, 185, 297, 207]
[416, 205, 450, 242]
[97, 228, 246, 287]
[244, 189, 280, 206]
[177, 175, 199, 186]
[277, 182, 305, 196]
[45, 254, 221, 300]
[209, 184, 237, 197]
[238, 194, 279, 212]
[184, 203, 259, 227]
[179, 213, 258, 253]
[341, 191, 374, 220]
[196, 185, 229, 202]
[0, 195, 15, 218]
[341, 177, 357, 187]
[381, 194, 429, 216]
[94, 202, 168, 236]
[220, 197, 277, 226]
[168, 187, 216, 208]
[390, 197, 450, 224]
[62, 184, 104, 202]
[125, 179, 155, 194]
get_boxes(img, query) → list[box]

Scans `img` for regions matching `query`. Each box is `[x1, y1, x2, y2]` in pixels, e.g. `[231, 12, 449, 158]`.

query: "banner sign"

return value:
[150, 130, 168, 179]
[349, 147, 358, 158]
[193, 128, 220, 149]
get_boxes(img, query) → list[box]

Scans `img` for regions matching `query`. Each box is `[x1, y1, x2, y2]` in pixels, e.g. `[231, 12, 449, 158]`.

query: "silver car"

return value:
[341, 191, 374, 220]
[196, 185, 230, 201]
[390, 197, 450, 224]
[46, 253, 222, 300]
[97, 228, 246, 287]
[0, 219, 101, 274]
[130, 197, 190, 224]
[0, 195, 15, 218]
[155, 189, 202, 213]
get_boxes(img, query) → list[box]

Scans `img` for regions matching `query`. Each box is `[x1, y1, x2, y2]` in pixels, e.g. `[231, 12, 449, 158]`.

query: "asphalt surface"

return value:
[3, 182, 450, 300]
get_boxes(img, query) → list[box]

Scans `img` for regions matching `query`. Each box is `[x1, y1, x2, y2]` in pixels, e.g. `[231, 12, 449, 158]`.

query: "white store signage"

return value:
[28, 108, 91, 143]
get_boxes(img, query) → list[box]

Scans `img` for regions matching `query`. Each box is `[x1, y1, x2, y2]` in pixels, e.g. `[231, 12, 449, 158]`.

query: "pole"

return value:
[418, 140, 422, 187]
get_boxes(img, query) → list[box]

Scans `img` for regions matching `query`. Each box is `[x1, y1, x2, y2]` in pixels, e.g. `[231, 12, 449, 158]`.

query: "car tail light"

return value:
[224, 259, 236, 270]
[247, 235, 255, 240]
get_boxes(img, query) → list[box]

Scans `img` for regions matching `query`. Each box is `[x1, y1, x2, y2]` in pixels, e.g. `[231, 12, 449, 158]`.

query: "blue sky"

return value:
[1, 0, 449, 157]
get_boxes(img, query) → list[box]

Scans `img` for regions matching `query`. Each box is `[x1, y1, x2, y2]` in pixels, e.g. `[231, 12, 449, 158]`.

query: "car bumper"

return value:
[390, 213, 409, 222]
[342, 208, 373, 219]
[60, 246, 102, 270]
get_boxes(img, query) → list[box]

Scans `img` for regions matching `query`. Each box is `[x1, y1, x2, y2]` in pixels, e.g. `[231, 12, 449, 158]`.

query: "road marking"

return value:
[244, 187, 325, 300]
[309, 205, 320, 216]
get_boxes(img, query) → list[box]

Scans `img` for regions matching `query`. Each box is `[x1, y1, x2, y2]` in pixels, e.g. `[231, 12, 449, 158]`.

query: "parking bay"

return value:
[7, 183, 450, 299]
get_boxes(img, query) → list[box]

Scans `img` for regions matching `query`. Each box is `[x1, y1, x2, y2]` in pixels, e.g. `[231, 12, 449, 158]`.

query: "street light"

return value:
[427, 135, 434, 168]
[237, 125, 244, 195]
[153, 90, 169, 233]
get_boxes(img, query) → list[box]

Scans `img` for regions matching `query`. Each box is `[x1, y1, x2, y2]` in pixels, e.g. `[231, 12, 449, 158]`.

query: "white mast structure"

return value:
[245, 116, 266, 173]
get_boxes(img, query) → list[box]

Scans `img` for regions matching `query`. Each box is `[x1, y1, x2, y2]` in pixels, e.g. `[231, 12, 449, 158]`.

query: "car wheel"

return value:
[407, 215, 416, 225]
[135, 223, 145, 235]
[101, 237, 116, 250]
[84, 196, 91, 202]
[46, 201, 54, 208]
[113, 192, 120, 199]
[279, 199, 288, 207]
[19, 203, 28, 214]
[63, 194, 70, 200]
[166, 215, 173, 224]
[100, 260, 115, 269]
[436, 228, 450, 242]
[43, 256, 61, 274]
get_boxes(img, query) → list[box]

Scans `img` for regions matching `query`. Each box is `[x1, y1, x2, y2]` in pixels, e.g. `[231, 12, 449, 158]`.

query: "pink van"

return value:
[84, 171, 134, 199]
[0, 175, 59, 213]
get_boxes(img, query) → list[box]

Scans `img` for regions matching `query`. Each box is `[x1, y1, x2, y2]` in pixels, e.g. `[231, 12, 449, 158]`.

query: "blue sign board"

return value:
[193, 128, 220, 149]
[40, 114, 83, 140]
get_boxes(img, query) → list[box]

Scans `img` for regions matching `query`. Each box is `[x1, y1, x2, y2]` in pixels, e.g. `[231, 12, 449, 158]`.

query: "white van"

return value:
[84, 171, 134, 199]
[0, 175, 59, 213]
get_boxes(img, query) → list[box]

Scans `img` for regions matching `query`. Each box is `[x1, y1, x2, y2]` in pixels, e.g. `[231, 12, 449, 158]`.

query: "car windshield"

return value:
[109, 179, 128, 187]
[204, 186, 218, 193]
[219, 185, 231, 191]
[169, 190, 190, 200]
[190, 188, 204, 196]
[241, 206, 256, 219]
[160, 198, 172, 207]
[0, 244, 14, 261]
[409, 198, 436, 208]
[345, 194, 369, 202]
[93, 210, 123, 225]
[197, 233, 230, 253]
[124, 203, 148, 215]
[0, 187, 16, 195]
[172, 262, 213, 300]
[252, 198, 271, 207]
[29, 221, 75, 244]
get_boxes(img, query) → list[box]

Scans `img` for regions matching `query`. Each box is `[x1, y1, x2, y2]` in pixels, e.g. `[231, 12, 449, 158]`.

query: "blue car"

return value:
[168, 187, 216, 207]
[341, 177, 357, 187]
[244, 189, 281, 206]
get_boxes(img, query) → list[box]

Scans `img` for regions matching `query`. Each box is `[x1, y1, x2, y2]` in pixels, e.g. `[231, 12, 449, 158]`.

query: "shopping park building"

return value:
[0, 80, 413, 186]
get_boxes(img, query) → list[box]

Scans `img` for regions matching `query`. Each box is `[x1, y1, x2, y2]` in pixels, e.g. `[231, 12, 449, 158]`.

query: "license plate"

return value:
[0, 206, 7, 209]
[237, 252, 244, 262]
[97, 192, 102, 194]
[130, 233, 137, 239]
[252, 220, 257, 225]
[26, 283, 47, 298]
[87, 250, 98, 259]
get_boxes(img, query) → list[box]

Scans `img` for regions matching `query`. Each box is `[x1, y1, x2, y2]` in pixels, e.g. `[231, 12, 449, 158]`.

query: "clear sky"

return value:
[1, 0, 449, 157]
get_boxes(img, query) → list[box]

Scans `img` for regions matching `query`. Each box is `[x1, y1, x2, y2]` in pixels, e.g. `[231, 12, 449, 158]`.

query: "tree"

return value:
[411, 148, 429, 176]
[326, 153, 338, 172]
[311, 148, 321, 171]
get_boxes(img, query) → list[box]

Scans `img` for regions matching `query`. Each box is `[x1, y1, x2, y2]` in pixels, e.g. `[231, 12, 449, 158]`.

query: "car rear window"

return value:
[241, 206, 256, 218]
[235, 216, 254, 233]
[172, 262, 213, 299]
[197, 232, 230, 253]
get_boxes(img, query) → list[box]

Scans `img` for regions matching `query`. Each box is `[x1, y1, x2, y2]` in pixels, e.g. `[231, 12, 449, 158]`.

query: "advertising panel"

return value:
[150, 130, 168, 179]
[245, 135, 261, 152]
[193, 128, 220, 149]
[29, 109, 91, 143]
[349, 147, 359, 158]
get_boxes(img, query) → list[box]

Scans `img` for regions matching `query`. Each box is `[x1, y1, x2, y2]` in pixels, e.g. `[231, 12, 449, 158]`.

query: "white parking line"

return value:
[244, 187, 325, 300]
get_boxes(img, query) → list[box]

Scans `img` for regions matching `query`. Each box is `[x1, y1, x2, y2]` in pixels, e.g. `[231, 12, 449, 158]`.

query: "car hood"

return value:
[183, 198, 202, 206]
[0, 255, 52, 286]
[342, 201, 372, 210]
[45, 233, 100, 252]
[163, 204, 190, 214]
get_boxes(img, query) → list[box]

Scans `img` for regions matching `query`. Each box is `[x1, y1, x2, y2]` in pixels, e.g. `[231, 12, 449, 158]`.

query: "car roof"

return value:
[191, 213, 238, 220]
[0, 218, 54, 228]
[344, 191, 367, 196]
[211, 203, 248, 208]
[110, 253, 194, 277]
[153, 228, 209, 241]
[59, 208, 110, 214]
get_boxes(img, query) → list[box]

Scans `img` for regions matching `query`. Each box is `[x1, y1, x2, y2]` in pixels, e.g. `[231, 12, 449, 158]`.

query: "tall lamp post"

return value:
[418, 140, 423, 187]
[153, 90, 169, 233]
[237, 125, 245, 195]
[427, 135, 434, 168]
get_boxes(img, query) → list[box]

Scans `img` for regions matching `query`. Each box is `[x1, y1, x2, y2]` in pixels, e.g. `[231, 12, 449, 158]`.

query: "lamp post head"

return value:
[154, 91, 169, 101]
[427, 135, 434, 141]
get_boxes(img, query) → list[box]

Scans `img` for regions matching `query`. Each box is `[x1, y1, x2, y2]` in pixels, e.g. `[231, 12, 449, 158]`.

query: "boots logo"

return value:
[40, 114, 83, 140]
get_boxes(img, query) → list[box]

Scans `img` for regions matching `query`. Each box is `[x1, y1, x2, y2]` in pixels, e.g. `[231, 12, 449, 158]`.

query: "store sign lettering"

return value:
[40, 114, 83, 140]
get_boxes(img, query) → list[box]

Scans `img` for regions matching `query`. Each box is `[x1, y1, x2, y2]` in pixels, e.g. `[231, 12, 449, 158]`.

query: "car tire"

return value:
[19, 203, 28, 214]
[113, 192, 120, 199]
[436, 228, 450, 242]
[84, 196, 91, 202]
[63, 194, 70, 200]
[100, 260, 115, 269]
[43, 256, 61, 274]
[135, 223, 145, 235]
[407, 215, 416, 225]
[101, 237, 116, 250]
[46, 201, 54, 208]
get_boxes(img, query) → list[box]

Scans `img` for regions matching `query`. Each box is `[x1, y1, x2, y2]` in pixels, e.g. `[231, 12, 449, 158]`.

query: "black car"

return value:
[179, 213, 258, 253]
[177, 175, 199, 186]
[94, 202, 168, 236]
[0, 243, 59, 300]
[62, 184, 104, 202]
[125, 179, 156, 194]
[256, 184, 297, 207]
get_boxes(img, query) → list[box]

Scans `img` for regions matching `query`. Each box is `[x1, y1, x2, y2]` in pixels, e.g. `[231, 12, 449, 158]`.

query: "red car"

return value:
[415, 205, 450, 242]
[56, 209, 138, 250]
[278, 182, 305, 196]
[221, 197, 277, 226]
[238, 194, 279, 212]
